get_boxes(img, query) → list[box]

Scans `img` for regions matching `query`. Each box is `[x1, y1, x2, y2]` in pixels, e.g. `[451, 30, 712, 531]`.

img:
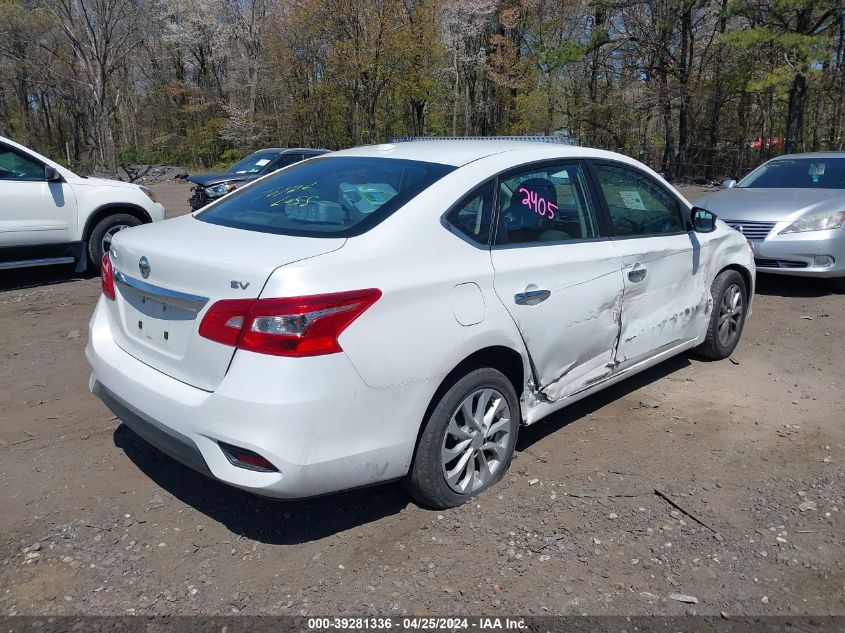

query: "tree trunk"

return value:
[658, 66, 674, 176]
[705, 0, 729, 179]
[452, 49, 459, 136]
[676, 3, 692, 179]
[784, 7, 812, 154]
[784, 72, 807, 153]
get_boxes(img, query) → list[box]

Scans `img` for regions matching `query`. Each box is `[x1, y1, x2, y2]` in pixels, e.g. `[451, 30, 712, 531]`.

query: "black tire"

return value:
[828, 277, 845, 293]
[87, 213, 142, 272]
[693, 269, 748, 360]
[405, 367, 520, 509]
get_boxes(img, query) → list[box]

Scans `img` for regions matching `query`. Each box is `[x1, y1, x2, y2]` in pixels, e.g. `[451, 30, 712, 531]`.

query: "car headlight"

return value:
[779, 211, 845, 234]
[139, 185, 156, 203]
[205, 182, 237, 197]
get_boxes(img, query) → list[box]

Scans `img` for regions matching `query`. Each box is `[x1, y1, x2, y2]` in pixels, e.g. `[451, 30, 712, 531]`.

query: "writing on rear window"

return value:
[266, 182, 319, 208]
[196, 157, 454, 238]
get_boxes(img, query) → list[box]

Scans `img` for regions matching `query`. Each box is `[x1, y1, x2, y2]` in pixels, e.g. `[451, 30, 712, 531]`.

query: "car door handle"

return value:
[628, 268, 647, 283]
[514, 289, 551, 306]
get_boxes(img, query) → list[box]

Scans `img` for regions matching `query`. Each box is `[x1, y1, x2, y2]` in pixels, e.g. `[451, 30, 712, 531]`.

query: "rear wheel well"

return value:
[411, 346, 526, 461]
[83, 204, 152, 243]
[450, 346, 525, 398]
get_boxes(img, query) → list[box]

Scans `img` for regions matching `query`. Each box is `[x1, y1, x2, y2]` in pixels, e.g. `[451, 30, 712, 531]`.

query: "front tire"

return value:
[693, 269, 748, 360]
[88, 213, 142, 272]
[405, 368, 519, 509]
[828, 277, 845, 293]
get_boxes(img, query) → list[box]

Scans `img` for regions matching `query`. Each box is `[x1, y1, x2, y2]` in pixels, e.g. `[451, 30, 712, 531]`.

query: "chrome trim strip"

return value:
[0, 256, 75, 270]
[114, 270, 209, 313]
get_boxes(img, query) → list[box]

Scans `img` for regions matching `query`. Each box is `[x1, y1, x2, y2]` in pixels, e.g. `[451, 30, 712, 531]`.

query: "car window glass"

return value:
[594, 164, 685, 237]
[495, 163, 599, 245]
[738, 157, 845, 189]
[0, 146, 45, 181]
[229, 151, 278, 174]
[197, 156, 454, 237]
[266, 154, 302, 172]
[445, 183, 493, 245]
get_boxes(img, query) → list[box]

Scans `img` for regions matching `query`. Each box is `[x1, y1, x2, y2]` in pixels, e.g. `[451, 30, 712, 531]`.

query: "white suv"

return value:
[0, 136, 165, 273]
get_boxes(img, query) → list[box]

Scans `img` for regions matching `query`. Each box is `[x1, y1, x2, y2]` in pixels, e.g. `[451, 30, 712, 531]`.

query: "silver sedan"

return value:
[696, 152, 845, 291]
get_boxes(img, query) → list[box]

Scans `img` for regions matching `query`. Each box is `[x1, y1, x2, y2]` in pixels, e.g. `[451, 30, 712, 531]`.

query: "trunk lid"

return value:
[106, 215, 345, 391]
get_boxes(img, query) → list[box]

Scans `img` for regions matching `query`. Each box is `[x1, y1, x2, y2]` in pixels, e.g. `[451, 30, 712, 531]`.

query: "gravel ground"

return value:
[0, 181, 842, 616]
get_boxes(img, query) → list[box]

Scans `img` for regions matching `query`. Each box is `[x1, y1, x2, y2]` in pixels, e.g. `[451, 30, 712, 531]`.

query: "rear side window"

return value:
[444, 182, 494, 245]
[197, 157, 455, 237]
[495, 163, 600, 245]
[593, 163, 685, 237]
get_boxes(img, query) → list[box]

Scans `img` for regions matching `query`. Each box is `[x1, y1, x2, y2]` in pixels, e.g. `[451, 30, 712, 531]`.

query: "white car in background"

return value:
[86, 140, 754, 509]
[0, 136, 165, 273]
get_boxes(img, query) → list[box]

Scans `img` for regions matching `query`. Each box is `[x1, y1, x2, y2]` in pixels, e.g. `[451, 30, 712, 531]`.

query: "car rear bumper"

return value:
[750, 227, 845, 278]
[93, 381, 213, 477]
[85, 297, 434, 498]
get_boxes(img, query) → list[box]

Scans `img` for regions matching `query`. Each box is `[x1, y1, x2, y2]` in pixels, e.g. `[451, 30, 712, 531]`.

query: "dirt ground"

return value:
[0, 181, 843, 616]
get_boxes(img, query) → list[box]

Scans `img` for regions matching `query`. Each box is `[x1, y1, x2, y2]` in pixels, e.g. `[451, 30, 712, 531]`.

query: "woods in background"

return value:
[1, 0, 843, 179]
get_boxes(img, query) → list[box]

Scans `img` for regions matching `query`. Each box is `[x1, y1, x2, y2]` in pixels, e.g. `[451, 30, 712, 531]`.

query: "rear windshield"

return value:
[739, 157, 845, 189]
[196, 156, 455, 237]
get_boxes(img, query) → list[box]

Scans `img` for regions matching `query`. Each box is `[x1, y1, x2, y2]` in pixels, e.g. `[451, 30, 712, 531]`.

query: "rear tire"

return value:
[693, 269, 748, 360]
[88, 213, 141, 272]
[405, 368, 519, 509]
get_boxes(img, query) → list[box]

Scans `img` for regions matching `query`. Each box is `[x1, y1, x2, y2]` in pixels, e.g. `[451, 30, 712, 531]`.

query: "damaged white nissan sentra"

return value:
[86, 140, 754, 508]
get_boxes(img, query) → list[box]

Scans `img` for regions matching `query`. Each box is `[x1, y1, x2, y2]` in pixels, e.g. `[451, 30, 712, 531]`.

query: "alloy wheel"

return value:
[102, 224, 130, 253]
[441, 388, 512, 494]
[717, 283, 743, 347]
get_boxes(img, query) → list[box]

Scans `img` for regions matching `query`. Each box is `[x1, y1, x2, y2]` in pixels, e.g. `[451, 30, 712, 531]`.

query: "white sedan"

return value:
[86, 140, 754, 508]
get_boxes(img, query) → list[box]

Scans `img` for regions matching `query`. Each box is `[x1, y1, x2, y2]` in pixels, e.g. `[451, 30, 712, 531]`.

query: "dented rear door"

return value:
[490, 161, 625, 403]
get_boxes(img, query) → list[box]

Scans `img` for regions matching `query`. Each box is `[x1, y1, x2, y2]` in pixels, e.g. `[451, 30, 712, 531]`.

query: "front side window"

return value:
[593, 163, 685, 237]
[738, 157, 845, 189]
[197, 156, 455, 237]
[444, 182, 494, 245]
[496, 162, 600, 245]
[0, 145, 45, 181]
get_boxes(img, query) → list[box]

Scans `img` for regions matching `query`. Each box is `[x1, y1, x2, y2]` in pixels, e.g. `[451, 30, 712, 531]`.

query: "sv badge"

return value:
[230, 280, 250, 290]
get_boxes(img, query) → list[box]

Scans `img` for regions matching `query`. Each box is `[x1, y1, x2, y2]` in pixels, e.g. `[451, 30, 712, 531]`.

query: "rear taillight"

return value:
[196, 299, 253, 346]
[101, 252, 116, 301]
[198, 289, 381, 357]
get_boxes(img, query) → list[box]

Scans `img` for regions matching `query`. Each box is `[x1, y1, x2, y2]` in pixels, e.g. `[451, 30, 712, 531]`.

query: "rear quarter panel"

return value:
[259, 159, 532, 391]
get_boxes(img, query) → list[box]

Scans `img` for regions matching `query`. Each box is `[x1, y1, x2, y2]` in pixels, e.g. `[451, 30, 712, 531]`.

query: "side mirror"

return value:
[44, 166, 62, 182]
[722, 179, 736, 189]
[691, 207, 717, 233]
